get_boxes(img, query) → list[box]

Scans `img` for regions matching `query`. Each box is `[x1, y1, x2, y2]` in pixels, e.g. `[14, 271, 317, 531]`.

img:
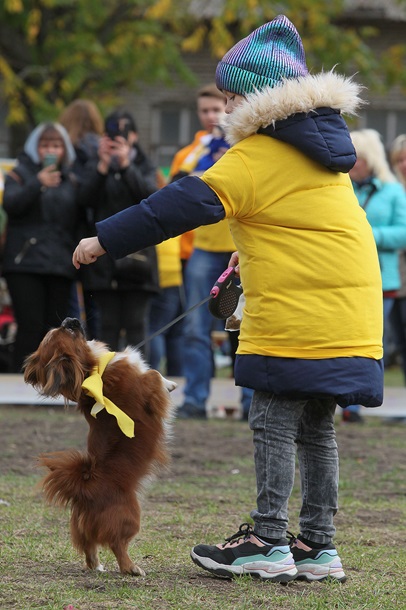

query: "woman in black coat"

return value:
[78, 110, 159, 352]
[2, 122, 80, 372]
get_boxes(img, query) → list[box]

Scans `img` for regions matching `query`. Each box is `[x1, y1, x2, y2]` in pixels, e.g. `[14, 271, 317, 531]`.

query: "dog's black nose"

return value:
[61, 318, 84, 334]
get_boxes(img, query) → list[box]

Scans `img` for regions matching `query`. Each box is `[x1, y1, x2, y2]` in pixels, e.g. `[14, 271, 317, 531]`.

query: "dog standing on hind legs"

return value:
[23, 317, 177, 576]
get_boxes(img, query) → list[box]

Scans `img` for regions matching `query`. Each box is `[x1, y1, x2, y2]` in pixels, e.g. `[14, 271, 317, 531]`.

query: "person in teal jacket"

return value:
[73, 16, 383, 583]
[388, 134, 406, 386]
[342, 129, 406, 422]
[350, 129, 406, 295]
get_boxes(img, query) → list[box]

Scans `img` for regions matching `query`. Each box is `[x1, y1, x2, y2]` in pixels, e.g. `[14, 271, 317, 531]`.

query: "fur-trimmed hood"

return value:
[222, 71, 365, 173]
[223, 70, 364, 144]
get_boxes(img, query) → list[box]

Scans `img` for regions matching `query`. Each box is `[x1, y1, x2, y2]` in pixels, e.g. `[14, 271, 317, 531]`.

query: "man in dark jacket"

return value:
[78, 110, 159, 351]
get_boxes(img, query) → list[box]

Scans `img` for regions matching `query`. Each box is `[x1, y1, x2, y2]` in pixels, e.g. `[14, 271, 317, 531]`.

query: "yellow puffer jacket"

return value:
[202, 134, 383, 361]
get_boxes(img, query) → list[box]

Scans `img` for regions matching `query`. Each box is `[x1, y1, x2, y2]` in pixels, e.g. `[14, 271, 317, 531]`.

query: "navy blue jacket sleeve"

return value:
[96, 175, 226, 259]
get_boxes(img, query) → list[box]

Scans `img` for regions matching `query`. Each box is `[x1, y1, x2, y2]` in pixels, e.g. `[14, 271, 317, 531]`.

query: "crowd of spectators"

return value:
[0, 90, 250, 419]
[2, 91, 406, 423]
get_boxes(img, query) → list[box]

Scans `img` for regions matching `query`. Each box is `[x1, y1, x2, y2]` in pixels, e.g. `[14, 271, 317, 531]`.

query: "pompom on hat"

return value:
[216, 15, 309, 96]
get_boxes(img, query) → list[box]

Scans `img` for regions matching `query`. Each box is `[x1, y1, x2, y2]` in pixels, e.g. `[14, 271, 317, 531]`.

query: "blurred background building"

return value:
[1, 1, 406, 173]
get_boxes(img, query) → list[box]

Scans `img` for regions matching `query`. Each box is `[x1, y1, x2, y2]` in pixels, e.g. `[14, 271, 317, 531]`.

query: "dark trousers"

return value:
[4, 273, 73, 373]
[147, 285, 185, 376]
[91, 289, 151, 353]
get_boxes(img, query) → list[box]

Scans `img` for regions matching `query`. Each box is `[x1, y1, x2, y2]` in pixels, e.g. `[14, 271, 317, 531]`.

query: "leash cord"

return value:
[134, 294, 212, 350]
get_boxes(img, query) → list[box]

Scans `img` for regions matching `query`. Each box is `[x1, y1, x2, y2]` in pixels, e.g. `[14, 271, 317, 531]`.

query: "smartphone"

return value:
[105, 119, 120, 139]
[43, 153, 58, 168]
[105, 119, 130, 140]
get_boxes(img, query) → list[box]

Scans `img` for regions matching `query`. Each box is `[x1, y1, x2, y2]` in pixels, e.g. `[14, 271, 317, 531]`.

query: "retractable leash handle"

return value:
[208, 266, 243, 319]
[134, 267, 242, 349]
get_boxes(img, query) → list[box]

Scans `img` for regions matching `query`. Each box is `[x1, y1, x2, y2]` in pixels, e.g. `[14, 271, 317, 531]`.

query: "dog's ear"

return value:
[43, 356, 85, 402]
[24, 350, 84, 402]
[22, 325, 94, 403]
[23, 351, 41, 388]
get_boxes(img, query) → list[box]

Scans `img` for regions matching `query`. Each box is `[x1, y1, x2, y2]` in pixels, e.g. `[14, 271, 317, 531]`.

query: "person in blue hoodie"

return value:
[73, 16, 383, 583]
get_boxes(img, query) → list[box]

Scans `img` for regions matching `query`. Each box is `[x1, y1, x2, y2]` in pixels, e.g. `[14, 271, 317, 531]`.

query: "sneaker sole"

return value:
[190, 550, 298, 582]
[295, 566, 347, 583]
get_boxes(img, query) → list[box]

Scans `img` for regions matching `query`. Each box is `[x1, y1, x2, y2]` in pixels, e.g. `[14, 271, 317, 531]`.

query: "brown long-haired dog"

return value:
[23, 317, 176, 576]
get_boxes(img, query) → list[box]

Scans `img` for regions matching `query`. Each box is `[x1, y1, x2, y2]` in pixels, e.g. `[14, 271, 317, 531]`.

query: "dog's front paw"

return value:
[161, 375, 177, 393]
[127, 564, 146, 577]
[95, 564, 106, 572]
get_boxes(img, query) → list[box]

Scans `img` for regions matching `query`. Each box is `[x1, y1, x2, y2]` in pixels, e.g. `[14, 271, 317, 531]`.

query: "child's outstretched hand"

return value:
[72, 237, 106, 269]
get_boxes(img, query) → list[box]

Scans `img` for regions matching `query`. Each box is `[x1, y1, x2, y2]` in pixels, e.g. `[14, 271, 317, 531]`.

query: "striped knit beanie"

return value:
[216, 15, 308, 96]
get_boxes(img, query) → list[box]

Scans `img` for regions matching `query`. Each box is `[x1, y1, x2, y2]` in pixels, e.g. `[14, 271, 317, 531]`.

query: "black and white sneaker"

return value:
[190, 523, 297, 581]
[290, 535, 346, 582]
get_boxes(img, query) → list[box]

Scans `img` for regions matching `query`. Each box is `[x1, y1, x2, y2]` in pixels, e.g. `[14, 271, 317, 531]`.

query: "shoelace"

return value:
[222, 522, 253, 547]
[222, 523, 299, 548]
[287, 530, 298, 546]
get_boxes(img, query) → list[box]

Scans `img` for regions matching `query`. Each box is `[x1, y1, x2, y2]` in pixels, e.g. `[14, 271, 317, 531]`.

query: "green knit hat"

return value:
[216, 15, 308, 96]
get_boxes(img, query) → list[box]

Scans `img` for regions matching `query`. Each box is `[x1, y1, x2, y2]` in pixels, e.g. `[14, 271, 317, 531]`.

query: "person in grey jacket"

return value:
[2, 122, 79, 372]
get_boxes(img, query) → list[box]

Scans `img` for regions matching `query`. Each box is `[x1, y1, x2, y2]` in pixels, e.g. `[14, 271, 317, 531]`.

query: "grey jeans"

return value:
[249, 392, 338, 545]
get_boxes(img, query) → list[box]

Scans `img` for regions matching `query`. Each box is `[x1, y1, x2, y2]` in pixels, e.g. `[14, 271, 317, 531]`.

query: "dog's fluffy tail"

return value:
[38, 450, 99, 508]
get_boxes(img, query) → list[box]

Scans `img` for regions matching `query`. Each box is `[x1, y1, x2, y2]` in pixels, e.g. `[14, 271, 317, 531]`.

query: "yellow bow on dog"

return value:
[81, 352, 134, 438]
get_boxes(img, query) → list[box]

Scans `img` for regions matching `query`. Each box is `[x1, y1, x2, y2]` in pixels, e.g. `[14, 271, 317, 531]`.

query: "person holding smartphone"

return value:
[77, 110, 159, 352]
[2, 122, 80, 372]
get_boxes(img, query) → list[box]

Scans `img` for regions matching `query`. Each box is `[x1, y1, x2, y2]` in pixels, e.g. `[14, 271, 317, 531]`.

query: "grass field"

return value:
[382, 365, 404, 387]
[0, 400, 405, 610]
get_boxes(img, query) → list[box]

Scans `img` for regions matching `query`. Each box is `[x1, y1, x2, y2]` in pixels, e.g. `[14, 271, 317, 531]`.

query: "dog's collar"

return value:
[81, 352, 134, 438]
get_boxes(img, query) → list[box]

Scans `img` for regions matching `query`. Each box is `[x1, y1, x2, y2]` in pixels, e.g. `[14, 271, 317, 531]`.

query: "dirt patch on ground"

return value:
[1, 403, 405, 510]
[0, 403, 405, 481]
[0, 403, 257, 476]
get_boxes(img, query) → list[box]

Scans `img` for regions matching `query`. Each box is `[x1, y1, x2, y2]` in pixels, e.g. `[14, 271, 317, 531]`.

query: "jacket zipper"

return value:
[14, 237, 37, 264]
